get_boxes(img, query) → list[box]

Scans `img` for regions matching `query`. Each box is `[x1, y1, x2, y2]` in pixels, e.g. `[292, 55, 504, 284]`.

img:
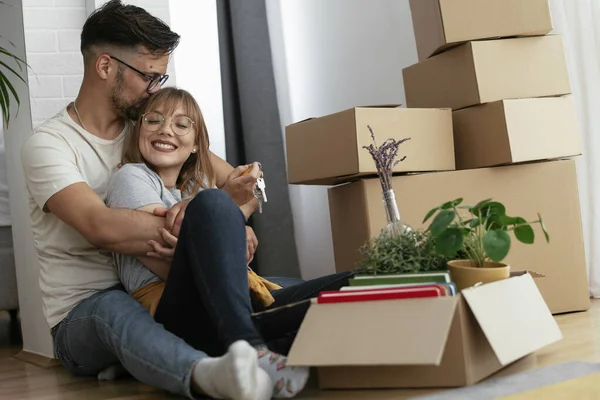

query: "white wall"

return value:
[23, 0, 87, 128]
[266, 0, 419, 279]
[169, 0, 226, 160]
[2, 0, 54, 357]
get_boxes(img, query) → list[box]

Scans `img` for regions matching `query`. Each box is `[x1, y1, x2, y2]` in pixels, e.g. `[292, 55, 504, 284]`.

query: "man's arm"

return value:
[134, 204, 172, 280]
[22, 133, 167, 257]
[45, 183, 166, 256]
[210, 151, 235, 188]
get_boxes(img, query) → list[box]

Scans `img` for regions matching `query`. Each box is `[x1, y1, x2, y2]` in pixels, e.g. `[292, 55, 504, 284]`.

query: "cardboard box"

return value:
[409, 0, 553, 61]
[403, 35, 571, 111]
[285, 106, 455, 185]
[287, 273, 562, 389]
[328, 159, 590, 314]
[453, 95, 582, 170]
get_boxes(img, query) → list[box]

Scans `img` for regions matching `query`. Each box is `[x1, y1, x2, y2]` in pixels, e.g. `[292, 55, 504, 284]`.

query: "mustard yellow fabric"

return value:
[132, 270, 283, 315]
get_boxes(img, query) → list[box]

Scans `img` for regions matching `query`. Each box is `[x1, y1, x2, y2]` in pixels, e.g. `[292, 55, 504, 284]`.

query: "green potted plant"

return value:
[1, 1, 27, 127]
[423, 198, 549, 290]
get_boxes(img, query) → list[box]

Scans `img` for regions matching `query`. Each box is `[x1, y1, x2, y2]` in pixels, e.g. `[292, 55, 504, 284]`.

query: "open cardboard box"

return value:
[287, 273, 562, 389]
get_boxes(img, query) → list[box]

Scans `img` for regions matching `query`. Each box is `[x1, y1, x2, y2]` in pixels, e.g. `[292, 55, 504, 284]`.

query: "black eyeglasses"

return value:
[109, 55, 169, 92]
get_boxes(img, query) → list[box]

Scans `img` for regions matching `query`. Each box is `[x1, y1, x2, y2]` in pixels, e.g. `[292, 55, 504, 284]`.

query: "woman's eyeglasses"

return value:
[109, 55, 169, 92]
[141, 112, 195, 136]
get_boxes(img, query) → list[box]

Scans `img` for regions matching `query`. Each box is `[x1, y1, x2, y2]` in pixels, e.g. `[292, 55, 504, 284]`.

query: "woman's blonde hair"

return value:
[122, 87, 216, 198]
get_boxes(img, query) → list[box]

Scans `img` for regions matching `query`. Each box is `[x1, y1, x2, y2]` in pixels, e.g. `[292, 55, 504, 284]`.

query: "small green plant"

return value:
[359, 230, 455, 275]
[423, 198, 550, 268]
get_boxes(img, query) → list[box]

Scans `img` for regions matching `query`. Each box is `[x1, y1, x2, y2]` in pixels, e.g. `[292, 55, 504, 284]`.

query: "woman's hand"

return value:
[153, 201, 189, 237]
[246, 225, 258, 264]
[222, 162, 261, 207]
[147, 228, 178, 261]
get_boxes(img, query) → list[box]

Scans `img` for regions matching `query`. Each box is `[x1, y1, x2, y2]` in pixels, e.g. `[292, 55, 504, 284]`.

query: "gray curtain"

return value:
[217, 0, 301, 278]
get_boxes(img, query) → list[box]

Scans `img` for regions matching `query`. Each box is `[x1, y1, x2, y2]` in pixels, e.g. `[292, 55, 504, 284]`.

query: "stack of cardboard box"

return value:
[398, 0, 588, 315]
[284, 2, 578, 386]
[286, 0, 589, 317]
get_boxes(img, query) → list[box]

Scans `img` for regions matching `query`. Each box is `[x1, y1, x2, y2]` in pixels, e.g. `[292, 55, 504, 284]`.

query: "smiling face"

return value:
[138, 104, 198, 180]
[122, 87, 215, 195]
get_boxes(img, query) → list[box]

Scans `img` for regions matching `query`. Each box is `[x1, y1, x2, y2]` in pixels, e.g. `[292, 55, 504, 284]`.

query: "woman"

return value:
[105, 87, 354, 399]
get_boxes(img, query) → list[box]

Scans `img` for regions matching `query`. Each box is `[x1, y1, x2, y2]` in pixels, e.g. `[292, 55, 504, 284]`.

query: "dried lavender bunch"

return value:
[362, 125, 411, 192]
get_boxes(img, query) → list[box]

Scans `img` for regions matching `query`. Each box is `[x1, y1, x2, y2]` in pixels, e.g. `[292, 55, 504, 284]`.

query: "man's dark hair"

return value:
[81, 0, 180, 59]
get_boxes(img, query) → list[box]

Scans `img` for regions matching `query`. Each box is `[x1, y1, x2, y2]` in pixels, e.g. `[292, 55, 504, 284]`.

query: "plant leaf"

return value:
[441, 198, 463, 210]
[499, 215, 518, 226]
[435, 227, 464, 256]
[0, 46, 28, 66]
[470, 198, 493, 216]
[0, 58, 26, 84]
[0, 75, 10, 126]
[481, 201, 506, 217]
[429, 209, 455, 237]
[0, 72, 20, 123]
[483, 229, 511, 262]
[514, 224, 535, 244]
[538, 213, 550, 242]
[1, 72, 19, 107]
[423, 207, 439, 223]
[469, 218, 481, 228]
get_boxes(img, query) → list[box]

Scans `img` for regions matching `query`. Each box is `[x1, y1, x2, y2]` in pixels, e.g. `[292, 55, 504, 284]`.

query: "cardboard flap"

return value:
[287, 297, 459, 367]
[510, 270, 546, 278]
[356, 104, 404, 109]
[287, 105, 403, 127]
[286, 117, 314, 127]
[462, 274, 562, 366]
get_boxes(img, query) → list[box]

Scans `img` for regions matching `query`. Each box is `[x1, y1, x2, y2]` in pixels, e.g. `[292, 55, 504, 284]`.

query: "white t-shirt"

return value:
[21, 107, 127, 328]
[0, 126, 12, 226]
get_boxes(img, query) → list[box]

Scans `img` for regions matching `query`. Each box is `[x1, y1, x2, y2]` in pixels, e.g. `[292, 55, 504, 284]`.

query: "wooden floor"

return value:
[1, 300, 600, 400]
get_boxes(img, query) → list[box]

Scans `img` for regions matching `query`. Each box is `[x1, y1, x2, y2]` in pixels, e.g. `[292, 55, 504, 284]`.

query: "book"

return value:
[348, 271, 451, 287]
[340, 282, 457, 296]
[316, 285, 445, 304]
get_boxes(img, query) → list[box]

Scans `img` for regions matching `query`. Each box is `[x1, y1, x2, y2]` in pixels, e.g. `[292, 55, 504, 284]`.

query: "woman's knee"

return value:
[187, 189, 241, 220]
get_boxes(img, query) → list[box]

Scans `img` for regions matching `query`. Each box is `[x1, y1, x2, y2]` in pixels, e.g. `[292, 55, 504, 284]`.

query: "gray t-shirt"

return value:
[105, 163, 182, 294]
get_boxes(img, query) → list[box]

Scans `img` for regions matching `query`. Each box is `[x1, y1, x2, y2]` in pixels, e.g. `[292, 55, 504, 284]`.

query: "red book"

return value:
[317, 285, 444, 304]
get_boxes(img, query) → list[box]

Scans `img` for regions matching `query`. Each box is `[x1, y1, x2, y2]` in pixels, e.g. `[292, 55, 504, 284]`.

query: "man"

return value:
[20, 2, 271, 399]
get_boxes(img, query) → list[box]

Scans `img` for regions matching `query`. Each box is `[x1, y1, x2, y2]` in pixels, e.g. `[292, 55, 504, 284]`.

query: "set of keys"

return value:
[254, 176, 267, 213]
[242, 164, 267, 213]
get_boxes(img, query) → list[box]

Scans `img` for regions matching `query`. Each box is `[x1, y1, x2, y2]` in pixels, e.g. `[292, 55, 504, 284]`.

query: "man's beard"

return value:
[110, 69, 148, 121]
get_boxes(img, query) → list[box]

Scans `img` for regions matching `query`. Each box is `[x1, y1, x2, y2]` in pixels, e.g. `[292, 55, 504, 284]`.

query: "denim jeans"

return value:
[52, 285, 206, 399]
[52, 189, 355, 398]
[154, 189, 355, 356]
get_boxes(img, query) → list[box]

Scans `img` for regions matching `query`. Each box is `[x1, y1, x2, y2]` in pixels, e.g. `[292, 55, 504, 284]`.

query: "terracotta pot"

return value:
[447, 260, 510, 291]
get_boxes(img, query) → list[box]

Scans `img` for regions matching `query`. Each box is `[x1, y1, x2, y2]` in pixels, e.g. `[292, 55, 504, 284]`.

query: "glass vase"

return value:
[381, 189, 412, 237]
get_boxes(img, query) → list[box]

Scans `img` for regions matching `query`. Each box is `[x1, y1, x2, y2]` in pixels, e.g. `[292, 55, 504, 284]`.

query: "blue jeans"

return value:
[154, 189, 354, 356]
[52, 189, 354, 398]
[52, 285, 206, 398]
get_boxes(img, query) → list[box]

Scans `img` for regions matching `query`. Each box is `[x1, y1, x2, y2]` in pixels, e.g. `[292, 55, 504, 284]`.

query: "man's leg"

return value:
[53, 286, 271, 400]
[253, 271, 356, 354]
[264, 276, 305, 288]
[53, 286, 203, 396]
